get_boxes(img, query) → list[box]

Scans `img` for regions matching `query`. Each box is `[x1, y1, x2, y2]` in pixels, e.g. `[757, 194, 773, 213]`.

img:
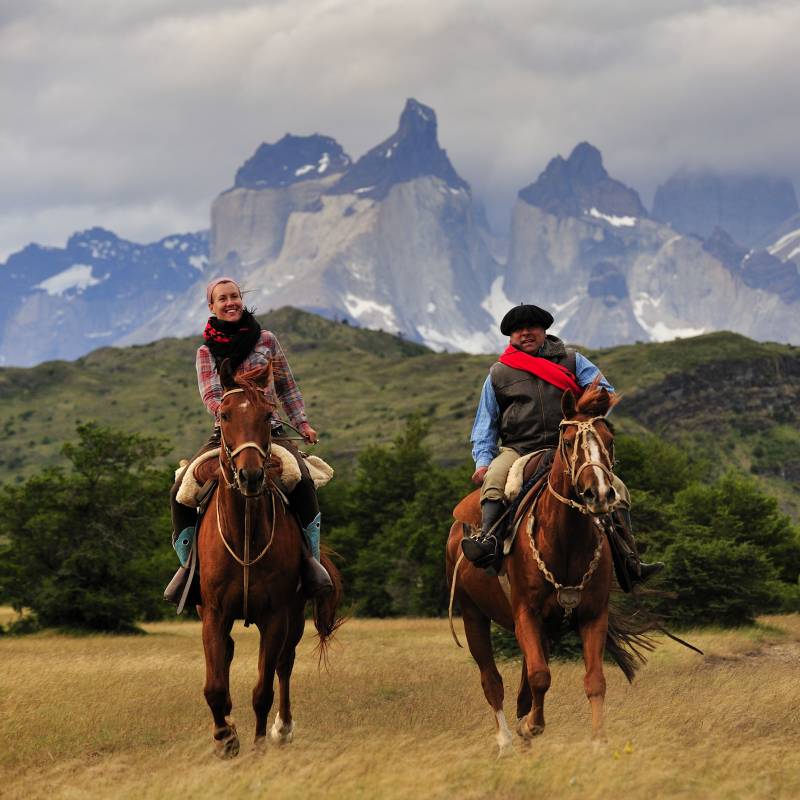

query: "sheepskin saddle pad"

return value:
[175, 446, 334, 508]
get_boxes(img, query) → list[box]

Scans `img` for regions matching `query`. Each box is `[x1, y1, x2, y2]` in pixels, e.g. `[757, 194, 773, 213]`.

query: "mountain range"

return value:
[3, 98, 800, 366]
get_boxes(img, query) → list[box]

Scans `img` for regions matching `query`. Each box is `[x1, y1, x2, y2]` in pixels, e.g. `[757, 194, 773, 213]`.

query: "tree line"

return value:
[1, 419, 798, 633]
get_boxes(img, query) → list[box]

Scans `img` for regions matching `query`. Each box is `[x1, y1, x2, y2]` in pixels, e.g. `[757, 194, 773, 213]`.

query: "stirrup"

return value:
[461, 534, 500, 569]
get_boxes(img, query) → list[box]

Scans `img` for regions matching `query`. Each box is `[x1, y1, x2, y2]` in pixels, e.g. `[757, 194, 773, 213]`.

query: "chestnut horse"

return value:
[196, 361, 342, 758]
[446, 384, 651, 755]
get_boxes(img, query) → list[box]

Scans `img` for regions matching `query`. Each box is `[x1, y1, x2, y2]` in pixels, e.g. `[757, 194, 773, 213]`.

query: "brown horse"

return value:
[196, 361, 342, 758]
[446, 384, 650, 755]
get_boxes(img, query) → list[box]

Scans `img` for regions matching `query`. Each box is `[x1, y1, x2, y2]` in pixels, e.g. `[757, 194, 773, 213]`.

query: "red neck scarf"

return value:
[498, 345, 582, 396]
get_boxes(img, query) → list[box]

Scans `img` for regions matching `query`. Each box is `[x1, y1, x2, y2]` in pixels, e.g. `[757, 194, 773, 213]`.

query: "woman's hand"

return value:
[299, 422, 319, 444]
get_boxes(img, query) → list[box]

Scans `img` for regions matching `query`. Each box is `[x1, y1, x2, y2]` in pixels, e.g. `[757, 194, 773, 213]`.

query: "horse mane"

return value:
[231, 366, 274, 410]
[575, 376, 619, 417]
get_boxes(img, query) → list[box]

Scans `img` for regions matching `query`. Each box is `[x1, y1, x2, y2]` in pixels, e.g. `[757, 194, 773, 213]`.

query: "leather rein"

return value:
[215, 387, 281, 624]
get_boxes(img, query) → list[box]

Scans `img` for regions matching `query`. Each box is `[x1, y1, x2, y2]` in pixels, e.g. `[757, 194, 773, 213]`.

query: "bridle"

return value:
[218, 387, 271, 497]
[546, 416, 615, 516]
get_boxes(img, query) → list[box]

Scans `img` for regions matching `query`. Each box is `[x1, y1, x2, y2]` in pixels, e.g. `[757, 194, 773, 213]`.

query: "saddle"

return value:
[454, 449, 554, 555]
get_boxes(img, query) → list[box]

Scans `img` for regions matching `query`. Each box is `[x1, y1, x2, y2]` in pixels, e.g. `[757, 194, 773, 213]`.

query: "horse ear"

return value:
[219, 358, 237, 390]
[250, 363, 272, 389]
[561, 389, 577, 419]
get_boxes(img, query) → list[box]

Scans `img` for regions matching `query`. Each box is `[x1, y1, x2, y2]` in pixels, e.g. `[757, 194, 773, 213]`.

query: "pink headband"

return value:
[206, 276, 240, 304]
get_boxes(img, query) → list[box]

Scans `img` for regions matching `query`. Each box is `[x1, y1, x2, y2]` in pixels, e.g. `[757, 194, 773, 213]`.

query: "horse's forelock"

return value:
[575, 376, 618, 417]
[232, 367, 274, 411]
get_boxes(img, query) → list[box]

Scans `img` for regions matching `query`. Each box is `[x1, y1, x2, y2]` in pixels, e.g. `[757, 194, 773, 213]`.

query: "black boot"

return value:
[461, 499, 507, 572]
[290, 478, 333, 599]
[613, 508, 664, 590]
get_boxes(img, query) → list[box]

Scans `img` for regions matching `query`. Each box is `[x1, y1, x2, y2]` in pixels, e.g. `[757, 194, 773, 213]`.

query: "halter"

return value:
[218, 388, 271, 496]
[547, 415, 615, 515]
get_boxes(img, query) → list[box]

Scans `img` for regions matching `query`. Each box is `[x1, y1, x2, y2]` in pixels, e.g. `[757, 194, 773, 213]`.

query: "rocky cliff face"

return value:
[504, 149, 800, 346]
[129, 98, 503, 352]
[652, 170, 799, 246]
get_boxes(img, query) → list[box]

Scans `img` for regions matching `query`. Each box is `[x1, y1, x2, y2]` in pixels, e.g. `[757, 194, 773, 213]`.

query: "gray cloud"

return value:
[1, 0, 799, 257]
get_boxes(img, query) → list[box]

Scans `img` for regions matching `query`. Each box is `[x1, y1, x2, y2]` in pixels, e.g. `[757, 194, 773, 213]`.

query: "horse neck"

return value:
[216, 481, 267, 545]
[537, 446, 596, 553]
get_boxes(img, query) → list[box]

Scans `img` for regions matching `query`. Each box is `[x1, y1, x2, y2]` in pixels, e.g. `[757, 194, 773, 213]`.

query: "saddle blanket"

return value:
[175, 446, 334, 508]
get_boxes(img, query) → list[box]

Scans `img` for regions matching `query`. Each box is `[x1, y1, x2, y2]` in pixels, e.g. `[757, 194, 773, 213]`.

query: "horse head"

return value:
[557, 381, 618, 515]
[218, 358, 275, 497]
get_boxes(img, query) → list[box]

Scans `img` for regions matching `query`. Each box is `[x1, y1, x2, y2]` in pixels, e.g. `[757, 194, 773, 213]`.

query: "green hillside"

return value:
[2, 308, 798, 514]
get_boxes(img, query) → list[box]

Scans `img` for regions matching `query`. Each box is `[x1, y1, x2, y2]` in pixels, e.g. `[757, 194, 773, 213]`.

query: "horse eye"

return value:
[220, 412, 229, 422]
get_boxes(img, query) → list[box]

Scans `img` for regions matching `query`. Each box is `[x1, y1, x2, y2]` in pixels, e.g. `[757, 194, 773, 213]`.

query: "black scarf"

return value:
[203, 309, 262, 371]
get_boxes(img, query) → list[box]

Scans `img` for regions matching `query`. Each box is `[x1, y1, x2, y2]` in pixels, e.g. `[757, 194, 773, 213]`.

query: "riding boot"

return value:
[611, 508, 665, 591]
[164, 471, 200, 606]
[289, 478, 333, 599]
[461, 499, 507, 572]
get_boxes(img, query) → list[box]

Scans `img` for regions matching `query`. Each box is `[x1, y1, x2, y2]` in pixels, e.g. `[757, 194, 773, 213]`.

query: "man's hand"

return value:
[471, 466, 489, 486]
[299, 422, 319, 444]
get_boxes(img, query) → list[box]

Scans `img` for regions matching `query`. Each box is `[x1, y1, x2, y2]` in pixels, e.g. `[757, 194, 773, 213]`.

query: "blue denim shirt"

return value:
[470, 352, 615, 468]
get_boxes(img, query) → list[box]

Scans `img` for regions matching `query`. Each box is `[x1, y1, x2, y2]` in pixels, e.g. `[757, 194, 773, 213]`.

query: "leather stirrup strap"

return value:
[176, 542, 198, 615]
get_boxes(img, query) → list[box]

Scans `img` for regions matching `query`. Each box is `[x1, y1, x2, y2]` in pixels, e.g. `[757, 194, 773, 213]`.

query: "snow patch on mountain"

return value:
[481, 276, 513, 325]
[588, 208, 637, 227]
[35, 264, 103, 296]
[633, 291, 705, 340]
[344, 294, 398, 328]
[547, 294, 582, 336]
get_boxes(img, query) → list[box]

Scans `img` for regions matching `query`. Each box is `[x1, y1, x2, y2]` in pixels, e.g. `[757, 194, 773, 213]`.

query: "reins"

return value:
[215, 386, 280, 624]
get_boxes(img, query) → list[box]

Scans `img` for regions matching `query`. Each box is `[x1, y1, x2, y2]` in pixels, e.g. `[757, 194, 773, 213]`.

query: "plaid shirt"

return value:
[196, 330, 308, 428]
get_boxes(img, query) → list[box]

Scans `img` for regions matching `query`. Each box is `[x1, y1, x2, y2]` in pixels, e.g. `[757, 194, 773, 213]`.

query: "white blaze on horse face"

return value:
[588, 433, 610, 500]
[238, 400, 249, 410]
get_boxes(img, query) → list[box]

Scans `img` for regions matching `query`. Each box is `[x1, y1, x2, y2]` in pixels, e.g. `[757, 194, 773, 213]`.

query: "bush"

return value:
[0, 424, 174, 632]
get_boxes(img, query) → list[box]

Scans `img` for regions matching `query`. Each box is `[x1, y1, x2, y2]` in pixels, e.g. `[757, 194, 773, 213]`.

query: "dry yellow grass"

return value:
[1, 613, 798, 799]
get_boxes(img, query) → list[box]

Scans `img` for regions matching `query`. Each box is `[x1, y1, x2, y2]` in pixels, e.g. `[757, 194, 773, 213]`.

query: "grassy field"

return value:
[1, 612, 799, 799]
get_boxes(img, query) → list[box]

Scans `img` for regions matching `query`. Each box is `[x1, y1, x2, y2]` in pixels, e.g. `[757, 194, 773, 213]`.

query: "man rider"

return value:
[460, 303, 663, 588]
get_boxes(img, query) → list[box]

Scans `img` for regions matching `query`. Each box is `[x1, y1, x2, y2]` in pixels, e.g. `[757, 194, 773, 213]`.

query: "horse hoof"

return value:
[269, 715, 295, 745]
[497, 740, 515, 759]
[213, 723, 240, 759]
[516, 718, 544, 740]
[253, 735, 267, 753]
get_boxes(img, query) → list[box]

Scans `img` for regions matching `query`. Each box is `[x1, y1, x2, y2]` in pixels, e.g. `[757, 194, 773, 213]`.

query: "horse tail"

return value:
[313, 547, 345, 665]
[604, 601, 659, 683]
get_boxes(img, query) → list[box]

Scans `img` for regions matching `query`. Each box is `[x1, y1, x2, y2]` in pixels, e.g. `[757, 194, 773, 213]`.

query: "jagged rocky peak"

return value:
[518, 142, 647, 221]
[330, 98, 470, 200]
[234, 134, 351, 190]
[652, 169, 799, 246]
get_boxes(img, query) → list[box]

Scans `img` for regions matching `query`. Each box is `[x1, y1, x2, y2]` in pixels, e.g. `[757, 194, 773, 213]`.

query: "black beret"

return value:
[500, 304, 554, 335]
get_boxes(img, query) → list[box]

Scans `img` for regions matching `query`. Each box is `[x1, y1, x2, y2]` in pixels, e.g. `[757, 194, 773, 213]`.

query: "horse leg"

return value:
[514, 606, 550, 739]
[515, 657, 532, 722]
[223, 634, 234, 716]
[202, 610, 240, 759]
[579, 611, 609, 741]
[461, 597, 513, 757]
[252, 611, 288, 746]
[270, 596, 305, 745]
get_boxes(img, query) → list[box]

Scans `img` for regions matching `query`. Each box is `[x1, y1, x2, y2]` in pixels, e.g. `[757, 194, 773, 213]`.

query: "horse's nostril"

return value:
[606, 487, 617, 504]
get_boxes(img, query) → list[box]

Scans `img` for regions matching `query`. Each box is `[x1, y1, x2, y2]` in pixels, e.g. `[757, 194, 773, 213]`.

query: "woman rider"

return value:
[164, 276, 333, 604]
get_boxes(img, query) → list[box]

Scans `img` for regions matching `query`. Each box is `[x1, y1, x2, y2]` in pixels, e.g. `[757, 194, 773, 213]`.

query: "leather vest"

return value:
[489, 337, 577, 455]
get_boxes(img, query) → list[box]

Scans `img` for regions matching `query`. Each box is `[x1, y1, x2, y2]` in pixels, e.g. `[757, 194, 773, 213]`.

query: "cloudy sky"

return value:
[1, 0, 799, 259]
